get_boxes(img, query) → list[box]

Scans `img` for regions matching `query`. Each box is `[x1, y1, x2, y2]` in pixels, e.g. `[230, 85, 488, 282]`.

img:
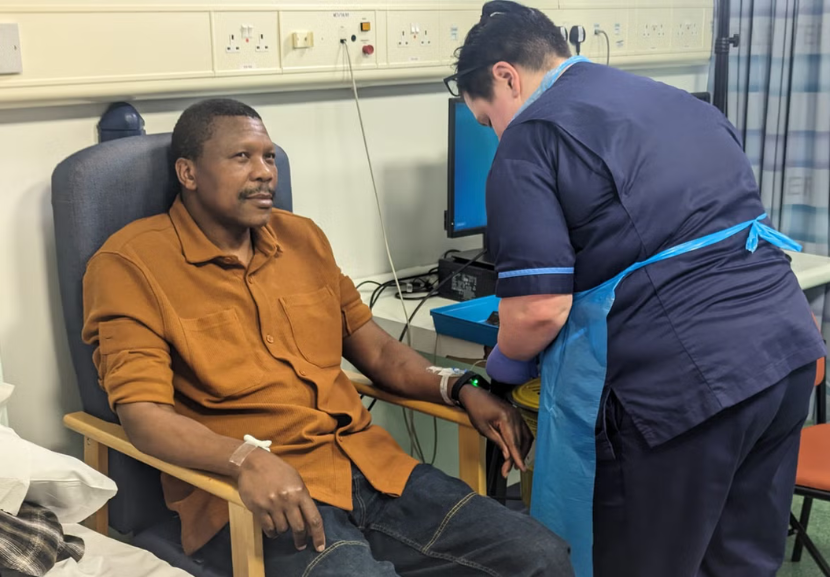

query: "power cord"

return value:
[341, 39, 413, 346]
[365, 270, 438, 310]
[595, 29, 611, 65]
[355, 280, 382, 291]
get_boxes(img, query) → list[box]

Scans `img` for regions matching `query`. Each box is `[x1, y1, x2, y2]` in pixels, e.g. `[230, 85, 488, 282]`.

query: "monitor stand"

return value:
[452, 248, 494, 269]
[450, 232, 494, 269]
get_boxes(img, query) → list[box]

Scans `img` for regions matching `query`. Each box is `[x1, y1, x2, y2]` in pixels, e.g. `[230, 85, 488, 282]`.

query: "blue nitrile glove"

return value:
[486, 344, 539, 385]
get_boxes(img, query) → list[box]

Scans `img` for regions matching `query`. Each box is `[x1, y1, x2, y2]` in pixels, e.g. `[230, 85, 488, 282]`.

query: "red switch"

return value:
[362, 44, 375, 56]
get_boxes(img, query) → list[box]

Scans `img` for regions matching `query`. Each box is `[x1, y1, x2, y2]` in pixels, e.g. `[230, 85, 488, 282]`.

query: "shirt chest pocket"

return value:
[179, 309, 265, 398]
[280, 286, 342, 368]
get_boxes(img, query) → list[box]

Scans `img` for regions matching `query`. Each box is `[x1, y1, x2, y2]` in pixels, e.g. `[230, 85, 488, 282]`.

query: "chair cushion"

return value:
[796, 423, 830, 492]
[133, 515, 226, 577]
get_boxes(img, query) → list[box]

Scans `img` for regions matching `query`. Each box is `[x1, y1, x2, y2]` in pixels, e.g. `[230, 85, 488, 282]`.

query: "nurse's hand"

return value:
[459, 386, 533, 477]
[486, 344, 539, 385]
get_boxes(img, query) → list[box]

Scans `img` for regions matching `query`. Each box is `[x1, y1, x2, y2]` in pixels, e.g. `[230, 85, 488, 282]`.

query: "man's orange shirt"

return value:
[83, 197, 417, 554]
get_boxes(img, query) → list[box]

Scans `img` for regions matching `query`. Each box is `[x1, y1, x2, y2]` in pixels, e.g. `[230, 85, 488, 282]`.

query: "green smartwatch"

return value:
[450, 371, 488, 406]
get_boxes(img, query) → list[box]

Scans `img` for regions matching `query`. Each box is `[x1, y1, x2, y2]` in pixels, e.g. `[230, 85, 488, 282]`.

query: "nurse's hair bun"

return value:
[455, 0, 571, 100]
[480, 1, 530, 23]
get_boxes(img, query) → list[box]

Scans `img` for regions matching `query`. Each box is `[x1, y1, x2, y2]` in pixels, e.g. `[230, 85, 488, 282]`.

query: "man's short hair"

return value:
[171, 98, 262, 161]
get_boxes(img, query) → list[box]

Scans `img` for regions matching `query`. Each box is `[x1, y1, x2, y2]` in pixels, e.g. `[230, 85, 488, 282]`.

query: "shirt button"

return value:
[265, 335, 274, 344]
[247, 277, 254, 284]
[299, 370, 307, 376]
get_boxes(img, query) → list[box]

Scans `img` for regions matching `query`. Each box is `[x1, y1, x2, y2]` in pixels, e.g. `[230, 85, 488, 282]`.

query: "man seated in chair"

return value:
[82, 99, 573, 577]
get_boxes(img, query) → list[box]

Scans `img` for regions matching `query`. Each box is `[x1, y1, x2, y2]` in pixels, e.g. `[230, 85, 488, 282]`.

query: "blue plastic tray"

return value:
[430, 295, 500, 347]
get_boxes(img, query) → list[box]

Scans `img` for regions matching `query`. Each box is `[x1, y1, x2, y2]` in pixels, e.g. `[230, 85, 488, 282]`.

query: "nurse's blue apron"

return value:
[529, 217, 802, 577]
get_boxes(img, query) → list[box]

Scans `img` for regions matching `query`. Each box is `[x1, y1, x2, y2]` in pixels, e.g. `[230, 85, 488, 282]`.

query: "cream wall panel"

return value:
[0, 2, 713, 108]
[439, 10, 479, 62]
[0, 11, 213, 85]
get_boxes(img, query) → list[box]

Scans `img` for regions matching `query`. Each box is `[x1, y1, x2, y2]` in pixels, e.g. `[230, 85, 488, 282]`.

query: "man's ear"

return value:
[175, 158, 198, 192]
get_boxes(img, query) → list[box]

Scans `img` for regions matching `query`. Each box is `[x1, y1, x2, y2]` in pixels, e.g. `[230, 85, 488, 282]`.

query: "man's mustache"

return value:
[239, 187, 276, 200]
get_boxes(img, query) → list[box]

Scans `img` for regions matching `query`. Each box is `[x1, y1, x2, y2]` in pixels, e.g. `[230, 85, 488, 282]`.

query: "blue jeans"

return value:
[198, 464, 573, 576]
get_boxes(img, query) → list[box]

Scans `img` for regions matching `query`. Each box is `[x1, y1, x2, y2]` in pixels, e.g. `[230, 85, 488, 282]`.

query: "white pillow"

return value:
[0, 382, 12, 427]
[0, 424, 29, 516]
[0, 424, 117, 523]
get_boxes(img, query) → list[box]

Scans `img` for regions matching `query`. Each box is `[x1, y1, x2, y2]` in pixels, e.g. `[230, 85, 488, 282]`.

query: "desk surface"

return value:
[358, 251, 830, 359]
[786, 251, 830, 290]
[356, 265, 484, 359]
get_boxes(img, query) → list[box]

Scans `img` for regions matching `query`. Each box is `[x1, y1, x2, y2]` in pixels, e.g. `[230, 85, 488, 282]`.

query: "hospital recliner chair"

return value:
[50, 133, 487, 577]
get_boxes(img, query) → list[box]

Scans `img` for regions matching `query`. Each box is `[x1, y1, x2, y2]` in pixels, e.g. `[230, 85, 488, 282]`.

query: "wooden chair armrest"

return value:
[345, 370, 473, 427]
[345, 371, 487, 495]
[64, 411, 242, 505]
[63, 411, 263, 577]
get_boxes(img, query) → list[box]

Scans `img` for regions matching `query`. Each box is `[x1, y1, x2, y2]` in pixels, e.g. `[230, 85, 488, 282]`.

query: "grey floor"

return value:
[780, 496, 830, 576]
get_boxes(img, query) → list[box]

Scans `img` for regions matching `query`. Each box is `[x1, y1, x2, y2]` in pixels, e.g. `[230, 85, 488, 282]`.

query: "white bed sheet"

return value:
[45, 524, 192, 577]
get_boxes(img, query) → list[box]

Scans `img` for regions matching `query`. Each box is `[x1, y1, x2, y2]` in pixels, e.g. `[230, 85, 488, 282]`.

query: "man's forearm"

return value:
[116, 402, 248, 480]
[368, 337, 447, 404]
[344, 321, 450, 404]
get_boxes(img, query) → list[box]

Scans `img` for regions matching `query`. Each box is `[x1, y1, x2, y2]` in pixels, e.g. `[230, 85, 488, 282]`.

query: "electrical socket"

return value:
[387, 11, 441, 64]
[225, 33, 241, 53]
[213, 11, 279, 73]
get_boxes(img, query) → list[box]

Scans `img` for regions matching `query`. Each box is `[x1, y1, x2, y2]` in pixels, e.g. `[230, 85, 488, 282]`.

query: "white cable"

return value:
[595, 29, 611, 66]
[341, 40, 425, 463]
[341, 40, 413, 345]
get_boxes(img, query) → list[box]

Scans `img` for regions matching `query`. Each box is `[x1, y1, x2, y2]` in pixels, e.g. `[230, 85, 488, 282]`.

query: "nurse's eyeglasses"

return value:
[443, 64, 491, 97]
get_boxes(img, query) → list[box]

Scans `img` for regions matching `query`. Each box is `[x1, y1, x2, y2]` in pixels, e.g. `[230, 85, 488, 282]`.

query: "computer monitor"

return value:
[445, 97, 500, 239]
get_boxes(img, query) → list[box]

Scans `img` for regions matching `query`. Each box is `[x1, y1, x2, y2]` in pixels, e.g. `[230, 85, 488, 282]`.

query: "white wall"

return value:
[0, 64, 709, 455]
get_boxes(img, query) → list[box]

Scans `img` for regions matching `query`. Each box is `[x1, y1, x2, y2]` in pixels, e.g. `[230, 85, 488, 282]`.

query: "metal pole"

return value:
[712, 0, 739, 114]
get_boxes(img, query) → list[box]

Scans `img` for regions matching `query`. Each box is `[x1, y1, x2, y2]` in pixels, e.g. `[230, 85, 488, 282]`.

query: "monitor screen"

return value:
[446, 98, 500, 238]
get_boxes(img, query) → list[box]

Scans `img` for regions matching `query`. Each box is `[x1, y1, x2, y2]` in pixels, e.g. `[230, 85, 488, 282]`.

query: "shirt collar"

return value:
[512, 55, 590, 121]
[169, 195, 281, 265]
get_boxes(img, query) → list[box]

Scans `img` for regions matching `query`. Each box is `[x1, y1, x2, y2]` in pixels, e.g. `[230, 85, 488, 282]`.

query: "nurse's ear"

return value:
[492, 62, 522, 98]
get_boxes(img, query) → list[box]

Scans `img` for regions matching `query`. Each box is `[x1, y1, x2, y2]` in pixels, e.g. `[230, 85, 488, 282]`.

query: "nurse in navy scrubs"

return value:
[445, 2, 826, 576]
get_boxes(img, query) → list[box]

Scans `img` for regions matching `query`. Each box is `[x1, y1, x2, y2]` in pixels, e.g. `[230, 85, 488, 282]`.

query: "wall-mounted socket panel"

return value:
[280, 10, 377, 72]
[633, 9, 673, 52]
[0, 3, 714, 109]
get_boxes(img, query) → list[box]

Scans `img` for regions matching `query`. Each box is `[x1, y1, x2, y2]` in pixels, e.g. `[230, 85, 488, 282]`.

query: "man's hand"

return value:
[458, 385, 533, 478]
[115, 402, 326, 552]
[234, 450, 326, 552]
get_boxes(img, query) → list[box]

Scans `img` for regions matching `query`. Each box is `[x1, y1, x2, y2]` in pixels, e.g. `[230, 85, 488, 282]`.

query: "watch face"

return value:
[452, 371, 486, 403]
